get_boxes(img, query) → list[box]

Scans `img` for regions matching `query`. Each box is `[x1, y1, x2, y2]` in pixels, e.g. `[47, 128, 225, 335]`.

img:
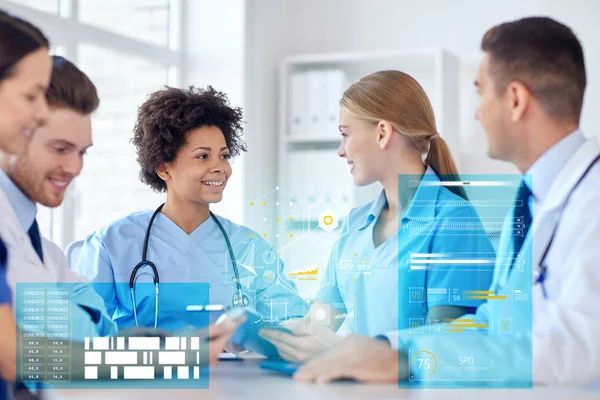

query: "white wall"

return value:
[182, 0, 246, 224]
[244, 0, 600, 200]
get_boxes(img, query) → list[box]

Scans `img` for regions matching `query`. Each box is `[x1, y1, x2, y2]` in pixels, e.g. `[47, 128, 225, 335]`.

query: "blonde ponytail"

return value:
[341, 70, 466, 199]
[425, 135, 467, 199]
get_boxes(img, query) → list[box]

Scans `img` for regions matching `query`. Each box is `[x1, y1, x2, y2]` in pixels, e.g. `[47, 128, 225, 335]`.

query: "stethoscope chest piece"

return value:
[131, 203, 248, 327]
[232, 291, 250, 308]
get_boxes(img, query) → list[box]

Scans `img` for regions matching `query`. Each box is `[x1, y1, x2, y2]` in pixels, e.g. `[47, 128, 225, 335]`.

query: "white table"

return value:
[47, 359, 598, 400]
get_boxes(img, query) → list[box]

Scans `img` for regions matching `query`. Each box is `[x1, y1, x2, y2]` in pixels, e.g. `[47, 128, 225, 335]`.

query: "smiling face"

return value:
[7, 107, 93, 207]
[159, 125, 232, 206]
[0, 48, 52, 155]
[337, 107, 387, 186]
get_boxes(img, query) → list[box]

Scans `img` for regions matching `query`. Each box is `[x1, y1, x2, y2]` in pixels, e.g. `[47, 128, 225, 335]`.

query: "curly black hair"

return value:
[132, 85, 246, 192]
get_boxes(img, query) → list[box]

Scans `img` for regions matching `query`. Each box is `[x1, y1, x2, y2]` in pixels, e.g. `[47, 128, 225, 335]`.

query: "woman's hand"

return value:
[259, 319, 340, 362]
[207, 316, 245, 365]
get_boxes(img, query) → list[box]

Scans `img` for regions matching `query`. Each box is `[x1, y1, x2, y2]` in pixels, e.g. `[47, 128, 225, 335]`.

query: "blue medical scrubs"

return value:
[75, 210, 306, 331]
[1, 238, 10, 400]
[318, 166, 496, 337]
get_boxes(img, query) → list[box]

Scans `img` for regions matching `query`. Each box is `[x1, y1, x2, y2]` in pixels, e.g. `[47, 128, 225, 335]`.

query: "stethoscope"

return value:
[129, 203, 250, 328]
[534, 153, 600, 298]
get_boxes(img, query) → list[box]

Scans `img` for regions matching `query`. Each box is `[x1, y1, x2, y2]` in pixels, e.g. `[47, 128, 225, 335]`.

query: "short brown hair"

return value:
[481, 17, 586, 123]
[46, 55, 99, 114]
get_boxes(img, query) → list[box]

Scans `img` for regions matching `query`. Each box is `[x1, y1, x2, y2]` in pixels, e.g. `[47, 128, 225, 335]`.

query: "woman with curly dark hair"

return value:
[75, 86, 304, 339]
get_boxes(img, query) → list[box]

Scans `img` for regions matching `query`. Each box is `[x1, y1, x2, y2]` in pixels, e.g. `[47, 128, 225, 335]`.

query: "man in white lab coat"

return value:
[0, 55, 117, 340]
[293, 17, 600, 387]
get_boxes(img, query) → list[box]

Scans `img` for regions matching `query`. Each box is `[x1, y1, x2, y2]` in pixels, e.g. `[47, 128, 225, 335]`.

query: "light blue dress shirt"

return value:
[0, 170, 36, 233]
[317, 166, 496, 337]
[75, 209, 306, 332]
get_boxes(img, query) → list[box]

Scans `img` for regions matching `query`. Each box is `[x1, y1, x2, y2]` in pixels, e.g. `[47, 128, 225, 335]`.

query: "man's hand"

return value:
[293, 335, 407, 384]
[259, 319, 340, 362]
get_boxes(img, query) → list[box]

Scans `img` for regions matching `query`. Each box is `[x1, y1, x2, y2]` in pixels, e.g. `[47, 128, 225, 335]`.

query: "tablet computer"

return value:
[217, 307, 293, 359]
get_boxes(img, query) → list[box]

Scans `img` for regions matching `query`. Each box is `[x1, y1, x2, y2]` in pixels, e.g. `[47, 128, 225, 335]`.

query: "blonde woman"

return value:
[262, 70, 495, 362]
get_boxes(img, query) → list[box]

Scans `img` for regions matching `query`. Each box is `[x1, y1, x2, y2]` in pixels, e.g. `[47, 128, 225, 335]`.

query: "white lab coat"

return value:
[527, 136, 600, 386]
[389, 137, 600, 387]
[0, 186, 117, 340]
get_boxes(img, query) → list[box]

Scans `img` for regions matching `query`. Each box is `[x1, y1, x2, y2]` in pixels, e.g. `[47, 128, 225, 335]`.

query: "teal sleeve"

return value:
[40, 282, 115, 342]
[70, 282, 118, 337]
[74, 233, 119, 325]
[66, 293, 115, 341]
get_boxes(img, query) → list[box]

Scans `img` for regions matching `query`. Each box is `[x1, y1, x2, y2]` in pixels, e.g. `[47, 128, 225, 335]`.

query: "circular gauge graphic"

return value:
[410, 350, 437, 378]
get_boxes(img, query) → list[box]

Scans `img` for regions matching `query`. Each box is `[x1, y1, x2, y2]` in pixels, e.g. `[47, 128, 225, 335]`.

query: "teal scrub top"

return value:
[75, 210, 306, 331]
[317, 167, 496, 337]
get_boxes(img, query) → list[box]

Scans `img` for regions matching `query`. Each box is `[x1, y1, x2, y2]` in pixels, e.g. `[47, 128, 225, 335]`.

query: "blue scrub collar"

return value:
[357, 190, 388, 231]
[403, 166, 444, 221]
[357, 166, 442, 231]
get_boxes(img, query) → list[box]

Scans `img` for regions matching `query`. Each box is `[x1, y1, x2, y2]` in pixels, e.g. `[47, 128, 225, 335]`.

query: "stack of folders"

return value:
[288, 69, 346, 138]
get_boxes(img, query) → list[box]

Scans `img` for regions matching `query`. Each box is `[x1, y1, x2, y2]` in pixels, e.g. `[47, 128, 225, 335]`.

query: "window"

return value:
[78, 0, 171, 47]
[1, 0, 181, 249]
[74, 44, 170, 239]
[4, 0, 60, 14]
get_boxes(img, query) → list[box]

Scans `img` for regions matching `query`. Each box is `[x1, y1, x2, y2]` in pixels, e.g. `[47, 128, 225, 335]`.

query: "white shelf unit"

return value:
[275, 49, 460, 298]
[277, 48, 460, 223]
